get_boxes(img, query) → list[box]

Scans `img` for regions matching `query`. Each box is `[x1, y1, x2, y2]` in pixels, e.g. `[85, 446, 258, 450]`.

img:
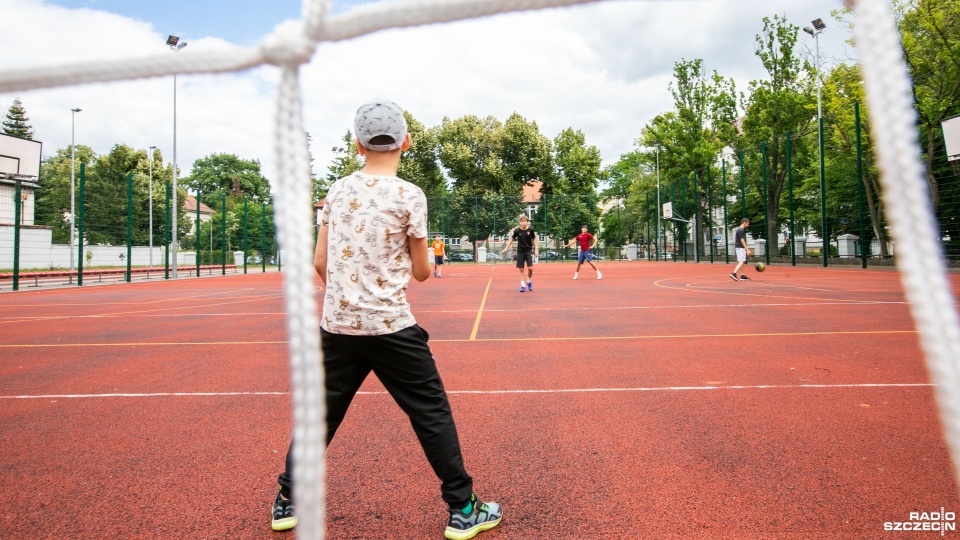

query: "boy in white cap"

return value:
[272, 99, 502, 540]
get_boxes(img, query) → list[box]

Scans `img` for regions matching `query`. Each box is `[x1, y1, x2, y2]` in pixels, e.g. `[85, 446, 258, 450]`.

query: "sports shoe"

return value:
[596, 271, 602, 280]
[271, 491, 297, 531]
[573, 272, 578, 280]
[740, 274, 751, 281]
[444, 494, 502, 540]
[519, 286, 526, 292]
[527, 281, 532, 291]
[729, 273, 739, 281]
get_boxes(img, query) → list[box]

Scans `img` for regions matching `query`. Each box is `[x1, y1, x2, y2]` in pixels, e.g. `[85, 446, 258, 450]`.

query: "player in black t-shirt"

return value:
[502, 214, 539, 292]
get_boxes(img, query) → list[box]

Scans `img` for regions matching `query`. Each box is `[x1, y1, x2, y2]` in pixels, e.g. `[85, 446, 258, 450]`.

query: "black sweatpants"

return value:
[278, 324, 474, 508]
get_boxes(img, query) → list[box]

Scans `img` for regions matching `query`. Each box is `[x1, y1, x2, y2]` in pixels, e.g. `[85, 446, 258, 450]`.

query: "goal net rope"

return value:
[2, 0, 958, 538]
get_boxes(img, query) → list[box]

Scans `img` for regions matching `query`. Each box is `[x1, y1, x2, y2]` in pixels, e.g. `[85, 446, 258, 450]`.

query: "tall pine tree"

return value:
[2, 98, 34, 140]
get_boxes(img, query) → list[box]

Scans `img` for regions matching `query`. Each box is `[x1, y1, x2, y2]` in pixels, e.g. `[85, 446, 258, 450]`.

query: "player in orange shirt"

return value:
[432, 234, 446, 278]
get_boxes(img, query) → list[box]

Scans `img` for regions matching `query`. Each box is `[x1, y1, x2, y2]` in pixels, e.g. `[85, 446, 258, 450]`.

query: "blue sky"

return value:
[3, 0, 852, 181]
[44, 0, 370, 45]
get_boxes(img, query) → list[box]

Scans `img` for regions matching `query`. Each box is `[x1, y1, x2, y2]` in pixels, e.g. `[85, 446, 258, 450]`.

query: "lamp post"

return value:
[167, 35, 187, 278]
[804, 18, 827, 267]
[70, 107, 81, 274]
[148, 145, 156, 267]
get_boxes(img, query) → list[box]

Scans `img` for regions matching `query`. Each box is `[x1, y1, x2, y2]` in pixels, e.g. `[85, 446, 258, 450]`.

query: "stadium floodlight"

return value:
[167, 35, 187, 277]
[70, 107, 81, 275]
[812, 18, 826, 31]
[803, 27, 815, 36]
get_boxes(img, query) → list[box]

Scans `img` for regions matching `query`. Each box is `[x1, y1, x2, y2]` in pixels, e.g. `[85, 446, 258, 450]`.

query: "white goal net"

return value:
[2, 0, 958, 538]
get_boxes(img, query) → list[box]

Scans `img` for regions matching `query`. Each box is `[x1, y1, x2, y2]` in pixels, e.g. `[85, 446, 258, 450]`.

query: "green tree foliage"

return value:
[897, 0, 960, 204]
[181, 153, 271, 207]
[35, 145, 97, 243]
[738, 15, 815, 248]
[398, 112, 447, 198]
[2, 98, 34, 139]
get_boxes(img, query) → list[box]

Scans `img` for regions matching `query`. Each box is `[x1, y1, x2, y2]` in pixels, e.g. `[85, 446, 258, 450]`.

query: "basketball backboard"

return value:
[943, 115, 960, 162]
[662, 202, 673, 219]
[0, 133, 41, 180]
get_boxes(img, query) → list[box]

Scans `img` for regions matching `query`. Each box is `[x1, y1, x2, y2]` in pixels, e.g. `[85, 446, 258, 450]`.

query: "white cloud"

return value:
[1, 0, 851, 185]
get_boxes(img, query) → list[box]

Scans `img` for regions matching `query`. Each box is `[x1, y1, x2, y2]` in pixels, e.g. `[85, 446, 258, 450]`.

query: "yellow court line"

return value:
[469, 278, 492, 341]
[0, 329, 917, 348]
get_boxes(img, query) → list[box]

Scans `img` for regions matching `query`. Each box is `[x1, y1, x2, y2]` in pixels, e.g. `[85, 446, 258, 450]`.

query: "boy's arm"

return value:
[314, 223, 328, 285]
[590, 234, 597, 249]
[409, 236, 431, 282]
[533, 232, 539, 257]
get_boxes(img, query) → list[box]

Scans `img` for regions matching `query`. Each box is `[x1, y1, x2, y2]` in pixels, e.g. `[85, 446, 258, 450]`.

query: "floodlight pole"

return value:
[168, 35, 187, 278]
[805, 20, 827, 267]
[148, 145, 156, 267]
[69, 108, 81, 275]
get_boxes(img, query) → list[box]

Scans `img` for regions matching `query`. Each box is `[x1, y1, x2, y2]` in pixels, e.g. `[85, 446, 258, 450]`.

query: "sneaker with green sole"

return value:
[444, 494, 502, 540]
[271, 491, 297, 531]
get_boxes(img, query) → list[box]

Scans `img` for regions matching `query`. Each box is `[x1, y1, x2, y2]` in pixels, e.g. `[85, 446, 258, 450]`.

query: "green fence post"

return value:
[221, 192, 227, 275]
[692, 172, 698, 263]
[707, 168, 714, 263]
[12, 178, 22, 291]
[261, 203, 267, 272]
[855, 102, 868, 269]
[126, 172, 133, 282]
[671, 179, 677, 262]
[738, 150, 746, 220]
[195, 191, 201, 276]
[681, 175, 687, 262]
[164, 181, 171, 279]
[787, 131, 797, 267]
[77, 164, 86, 286]
[722, 159, 729, 264]
[761, 142, 770, 265]
[243, 198, 248, 274]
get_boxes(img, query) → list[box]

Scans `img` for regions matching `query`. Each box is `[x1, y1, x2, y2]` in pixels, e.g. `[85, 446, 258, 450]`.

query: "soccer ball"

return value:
[755, 262, 766, 272]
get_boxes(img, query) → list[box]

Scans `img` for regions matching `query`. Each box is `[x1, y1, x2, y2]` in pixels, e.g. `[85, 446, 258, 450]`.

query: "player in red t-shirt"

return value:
[563, 225, 602, 280]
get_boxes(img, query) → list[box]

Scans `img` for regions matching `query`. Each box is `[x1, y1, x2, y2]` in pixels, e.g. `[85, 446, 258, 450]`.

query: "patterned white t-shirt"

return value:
[320, 171, 427, 336]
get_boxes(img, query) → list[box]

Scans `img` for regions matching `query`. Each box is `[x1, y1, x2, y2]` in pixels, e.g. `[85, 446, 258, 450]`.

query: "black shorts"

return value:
[516, 250, 534, 269]
[434, 255, 444, 265]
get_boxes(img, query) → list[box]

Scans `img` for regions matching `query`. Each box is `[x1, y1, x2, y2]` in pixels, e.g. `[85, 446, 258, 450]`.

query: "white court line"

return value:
[0, 383, 932, 399]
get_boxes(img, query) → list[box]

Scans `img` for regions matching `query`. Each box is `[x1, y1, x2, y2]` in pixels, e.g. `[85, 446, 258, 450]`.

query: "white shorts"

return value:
[735, 247, 747, 262]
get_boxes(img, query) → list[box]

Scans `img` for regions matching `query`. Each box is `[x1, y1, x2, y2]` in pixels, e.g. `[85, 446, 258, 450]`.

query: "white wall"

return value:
[1, 224, 182, 270]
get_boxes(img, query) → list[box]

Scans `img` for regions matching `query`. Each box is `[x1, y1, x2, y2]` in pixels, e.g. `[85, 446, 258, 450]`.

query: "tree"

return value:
[738, 15, 815, 249]
[318, 131, 363, 203]
[35, 145, 98, 243]
[638, 59, 739, 254]
[398, 112, 447, 198]
[897, 0, 960, 205]
[545, 128, 603, 244]
[3, 98, 34, 140]
[181, 153, 272, 207]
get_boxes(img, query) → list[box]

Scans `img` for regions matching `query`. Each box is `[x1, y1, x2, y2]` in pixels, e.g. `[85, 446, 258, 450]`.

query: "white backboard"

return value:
[662, 201, 673, 219]
[944, 115, 960, 162]
[0, 133, 42, 179]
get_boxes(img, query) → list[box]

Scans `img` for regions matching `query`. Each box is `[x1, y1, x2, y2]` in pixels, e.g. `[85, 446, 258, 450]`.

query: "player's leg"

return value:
[369, 325, 502, 539]
[585, 251, 601, 279]
[526, 262, 533, 291]
[370, 326, 475, 504]
[273, 331, 370, 531]
[516, 255, 527, 291]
